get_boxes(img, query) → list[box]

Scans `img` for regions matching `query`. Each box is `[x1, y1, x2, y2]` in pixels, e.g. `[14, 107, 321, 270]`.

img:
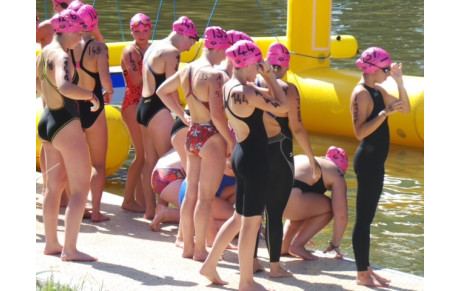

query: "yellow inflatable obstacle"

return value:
[36, 98, 131, 176]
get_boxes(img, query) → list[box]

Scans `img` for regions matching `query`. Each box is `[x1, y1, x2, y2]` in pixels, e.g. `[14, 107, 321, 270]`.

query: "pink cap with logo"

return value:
[204, 26, 230, 50]
[172, 16, 198, 40]
[51, 9, 85, 34]
[267, 42, 290, 68]
[356, 47, 392, 74]
[225, 40, 262, 69]
[130, 13, 152, 31]
[77, 5, 98, 32]
[226, 30, 253, 45]
[325, 146, 348, 173]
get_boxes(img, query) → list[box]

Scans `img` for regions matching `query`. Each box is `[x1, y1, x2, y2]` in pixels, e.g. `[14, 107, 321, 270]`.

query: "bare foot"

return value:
[199, 264, 229, 285]
[226, 243, 238, 250]
[150, 205, 168, 231]
[175, 237, 184, 248]
[182, 246, 194, 259]
[253, 258, 266, 273]
[121, 200, 145, 213]
[289, 245, 318, 260]
[369, 267, 391, 285]
[91, 212, 110, 223]
[357, 270, 384, 287]
[269, 263, 293, 278]
[83, 209, 92, 219]
[43, 243, 63, 256]
[193, 250, 209, 262]
[239, 280, 271, 291]
[143, 211, 155, 220]
[61, 250, 97, 262]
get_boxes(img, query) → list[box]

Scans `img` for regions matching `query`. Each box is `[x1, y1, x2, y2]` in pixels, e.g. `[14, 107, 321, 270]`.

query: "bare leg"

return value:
[253, 258, 266, 273]
[238, 215, 269, 291]
[142, 111, 173, 219]
[194, 138, 226, 261]
[175, 219, 184, 248]
[283, 191, 332, 260]
[200, 212, 241, 285]
[181, 154, 200, 259]
[53, 121, 97, 261]
[121, 105, 146, 213]
[150, 204, 180, 231]
[289, 212, 331, 260]
[40, 145, 47, 195]
[85, 111, 110, 222]
[42, 142, 66, 255]
[281, 219, 301, 255]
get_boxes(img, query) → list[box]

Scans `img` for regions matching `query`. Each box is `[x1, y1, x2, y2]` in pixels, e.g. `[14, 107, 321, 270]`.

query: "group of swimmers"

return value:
[37, 1, 411, 289]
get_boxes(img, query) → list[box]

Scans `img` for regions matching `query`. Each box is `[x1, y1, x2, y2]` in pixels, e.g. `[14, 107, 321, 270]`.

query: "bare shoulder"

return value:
[351, 85, 372, 104]
[93, 40, 108, 50]
[205, 67, 225, 81]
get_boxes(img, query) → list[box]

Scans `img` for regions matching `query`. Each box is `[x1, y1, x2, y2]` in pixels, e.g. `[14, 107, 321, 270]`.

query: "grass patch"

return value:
[36, 272, 103, 291]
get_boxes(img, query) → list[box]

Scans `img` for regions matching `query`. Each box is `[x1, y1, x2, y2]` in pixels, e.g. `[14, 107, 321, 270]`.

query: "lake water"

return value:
[36, 0, 424, 277]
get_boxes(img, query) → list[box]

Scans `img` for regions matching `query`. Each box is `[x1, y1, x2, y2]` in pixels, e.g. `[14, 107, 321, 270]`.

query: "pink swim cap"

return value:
[130, 13, 152, 31]
[226, 30, 253, 45]
[172, 16, 198, 40]
[325, 146, 348, 173]
[225, 40, 263, 69]
[204, 26, 230, 50]
[51, 9, 85, 34]
[68, 0, 84, 11]
[267, 42, 290, 68]
[356, 47, 392, 74]
[77, 5, 98, 32]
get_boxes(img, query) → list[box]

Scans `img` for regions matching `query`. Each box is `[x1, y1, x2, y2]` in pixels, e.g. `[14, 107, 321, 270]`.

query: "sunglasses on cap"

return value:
[362, 59, 390, 73]
[132, 20, 151, 28]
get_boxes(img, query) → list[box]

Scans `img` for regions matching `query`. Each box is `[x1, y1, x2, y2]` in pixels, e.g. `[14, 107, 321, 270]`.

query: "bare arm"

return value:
[209, 72, 235, 157]
[330, 177, 348, 248]
[286, 82, 316, 176]
[156, 67, 189, 125]
[164, 50, 183, 116]
[36, 54, 42, 95]
[258, 60, 288, 112]
[54, 53, 99, 112]
[350, 89, 387, 141]
[248, 61, 288, 114]
[97, 43, 113, 104]
[323, 174, 348, 258]
[378, 63, 411, 114]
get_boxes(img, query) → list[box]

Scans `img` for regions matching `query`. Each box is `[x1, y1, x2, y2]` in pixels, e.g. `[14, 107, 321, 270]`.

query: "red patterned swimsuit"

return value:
[122, 45, 143, 113]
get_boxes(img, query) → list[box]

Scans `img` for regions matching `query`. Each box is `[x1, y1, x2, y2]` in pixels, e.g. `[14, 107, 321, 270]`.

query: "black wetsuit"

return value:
[38, 54, 81, 142]
[263, 115, 294, 263]
[224, 84, 269, 217]
[136, 47, 169, 127]
[352, 84, 389, 272]
[71, 39, 105, 129]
